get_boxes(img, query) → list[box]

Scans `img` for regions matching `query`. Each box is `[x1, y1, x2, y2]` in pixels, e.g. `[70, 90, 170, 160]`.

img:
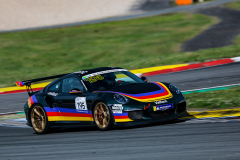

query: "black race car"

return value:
[16, 67, 187, 134]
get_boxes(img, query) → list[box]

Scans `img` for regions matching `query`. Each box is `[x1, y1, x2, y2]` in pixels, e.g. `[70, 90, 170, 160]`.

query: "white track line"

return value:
[0, 111, 24, 115]
[182, 83, 240, 92]
[232, 56, 240, 62]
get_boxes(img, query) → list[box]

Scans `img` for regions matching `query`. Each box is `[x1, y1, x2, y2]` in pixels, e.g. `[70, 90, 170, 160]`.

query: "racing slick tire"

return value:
[93, 102, 113, 131]
[30, 104, 50, 134]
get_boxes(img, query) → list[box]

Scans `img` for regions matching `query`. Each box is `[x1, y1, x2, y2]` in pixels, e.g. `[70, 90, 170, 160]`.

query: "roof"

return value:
[73, 67, 123, 77]
[16, 67, 124, 88]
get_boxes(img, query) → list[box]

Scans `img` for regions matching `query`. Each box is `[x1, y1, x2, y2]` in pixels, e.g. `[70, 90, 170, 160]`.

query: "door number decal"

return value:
[75, 97, 88, 110]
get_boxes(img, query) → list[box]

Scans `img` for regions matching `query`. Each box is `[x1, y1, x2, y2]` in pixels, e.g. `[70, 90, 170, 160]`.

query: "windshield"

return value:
[82, 70, 144, 92]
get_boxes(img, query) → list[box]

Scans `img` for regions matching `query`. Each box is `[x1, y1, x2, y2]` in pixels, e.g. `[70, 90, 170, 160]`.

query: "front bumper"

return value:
[114, 110, 189, 127]
[113, 100, 187, 125]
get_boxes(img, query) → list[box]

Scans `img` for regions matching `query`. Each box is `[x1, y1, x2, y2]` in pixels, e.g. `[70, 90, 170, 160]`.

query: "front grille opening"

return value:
[150, 109, 175, 119]
[128, 111, 143, 120]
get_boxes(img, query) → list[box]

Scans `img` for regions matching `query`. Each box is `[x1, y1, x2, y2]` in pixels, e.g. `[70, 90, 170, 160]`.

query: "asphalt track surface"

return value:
[136, 0, 173, 11]
[1, 62, 240, 114]
[1, 120, 240, 160]
[182, 6, 240, 52]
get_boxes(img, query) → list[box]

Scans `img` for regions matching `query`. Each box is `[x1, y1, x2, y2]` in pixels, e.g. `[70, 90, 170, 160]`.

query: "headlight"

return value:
[169, 84, 181, 94]
[114, 94, 129, 104]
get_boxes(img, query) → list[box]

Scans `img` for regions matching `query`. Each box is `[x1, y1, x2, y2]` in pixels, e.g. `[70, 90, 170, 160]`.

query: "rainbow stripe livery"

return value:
[44, 107, 93, 122]
[28, 95, 38, 108]
[114, 113, 133, 122]
[96, 82, 173, 102]
[16, 81, 25, 87]
[44, 107, 131, 123]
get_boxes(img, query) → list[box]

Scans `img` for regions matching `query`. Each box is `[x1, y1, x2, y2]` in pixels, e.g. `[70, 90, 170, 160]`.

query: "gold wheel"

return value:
[94, 102, 110, 129]
[31, 105, 47, 133]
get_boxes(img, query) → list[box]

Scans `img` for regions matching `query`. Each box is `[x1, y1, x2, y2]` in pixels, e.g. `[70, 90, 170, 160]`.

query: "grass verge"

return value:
[184, 86, 240, 110]
[0, 12, 218, 87]
[0, 114, 25, 120]
[1, 4, 240, 88]
[225, 0, 240, 10]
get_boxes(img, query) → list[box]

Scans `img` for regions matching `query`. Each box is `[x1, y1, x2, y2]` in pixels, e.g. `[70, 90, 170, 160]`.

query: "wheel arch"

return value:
[91, 99, 106, 112]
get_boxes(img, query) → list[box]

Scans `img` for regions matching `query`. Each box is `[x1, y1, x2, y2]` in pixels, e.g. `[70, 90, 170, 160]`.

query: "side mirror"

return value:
[69, 88, 82, 94]
[141, 76, 148, 82]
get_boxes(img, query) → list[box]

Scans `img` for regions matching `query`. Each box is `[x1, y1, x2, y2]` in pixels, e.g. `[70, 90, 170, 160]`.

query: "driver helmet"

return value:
[103, 73, 116, 83]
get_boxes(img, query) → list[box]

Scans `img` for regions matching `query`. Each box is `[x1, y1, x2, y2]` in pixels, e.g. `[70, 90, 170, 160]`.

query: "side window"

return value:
[62, 77, 84, 93]
[49, 81, 61, 93]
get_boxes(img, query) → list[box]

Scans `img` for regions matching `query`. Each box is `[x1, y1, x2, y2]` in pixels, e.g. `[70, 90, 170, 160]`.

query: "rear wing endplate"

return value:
[16, 73, 69, 96]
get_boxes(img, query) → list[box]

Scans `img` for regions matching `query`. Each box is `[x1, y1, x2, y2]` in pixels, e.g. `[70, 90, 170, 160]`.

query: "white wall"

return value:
[0, 0, 140, 31]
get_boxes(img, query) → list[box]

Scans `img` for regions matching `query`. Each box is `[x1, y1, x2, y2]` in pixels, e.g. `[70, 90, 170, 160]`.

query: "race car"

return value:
[16, 67, 187, 134]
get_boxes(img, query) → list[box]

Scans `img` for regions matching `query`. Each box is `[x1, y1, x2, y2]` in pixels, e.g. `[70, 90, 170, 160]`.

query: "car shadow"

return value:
[49, 126, 98, 134]
[115, 119, 188, 131]
[43, 118, 189, 134]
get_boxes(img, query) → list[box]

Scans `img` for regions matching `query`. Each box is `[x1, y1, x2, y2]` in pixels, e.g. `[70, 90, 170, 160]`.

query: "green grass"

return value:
[0, 12, 219, 87]
[184, 86, 240, 109]
[225, 0, 240, 10]
[0, 10, 240, 88]
[0, 114, 25, 120]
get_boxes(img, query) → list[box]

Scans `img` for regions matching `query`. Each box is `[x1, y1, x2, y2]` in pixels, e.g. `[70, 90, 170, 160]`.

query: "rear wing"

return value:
[16, 73, 69, 96]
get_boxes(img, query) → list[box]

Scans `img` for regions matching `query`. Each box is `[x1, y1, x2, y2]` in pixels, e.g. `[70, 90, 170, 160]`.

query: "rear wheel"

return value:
[31, 105, 50, 134]
[93, 102, 113, 131]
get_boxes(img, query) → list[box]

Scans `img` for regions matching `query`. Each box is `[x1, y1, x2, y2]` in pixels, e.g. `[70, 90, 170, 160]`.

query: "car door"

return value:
[44, 80, 65, 121]
[56, 76, 93, 122]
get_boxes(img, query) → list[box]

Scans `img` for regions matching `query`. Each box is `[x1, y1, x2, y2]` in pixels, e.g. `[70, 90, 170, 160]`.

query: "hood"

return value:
[95, 82, 173, 103]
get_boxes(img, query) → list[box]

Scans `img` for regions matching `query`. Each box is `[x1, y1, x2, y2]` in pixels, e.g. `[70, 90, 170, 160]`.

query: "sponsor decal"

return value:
[85, 75, 104, 83]
[112, 110, 122, 113]
[74, 71, 88, 74]
[48, 92, 58, 96]
[112, 104, 123, 110]
[112, 104, 123, 113]
[82, 69, 127, 80]
[123, 108, 142, 111]
[75, 97, 88, 110]
[76, 110, 89, 113]
[155, 100, 167, 104]
[153, 104, 173, 111]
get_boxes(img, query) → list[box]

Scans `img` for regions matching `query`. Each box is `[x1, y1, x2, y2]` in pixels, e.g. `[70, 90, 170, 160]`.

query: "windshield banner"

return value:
[82, 69, 127, 80]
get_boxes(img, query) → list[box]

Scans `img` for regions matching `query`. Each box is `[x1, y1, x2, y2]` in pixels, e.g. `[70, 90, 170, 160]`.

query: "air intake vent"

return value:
[128, 111, 143, 120]
[150, 109, 175, 119]
[177, 101, 186, 113]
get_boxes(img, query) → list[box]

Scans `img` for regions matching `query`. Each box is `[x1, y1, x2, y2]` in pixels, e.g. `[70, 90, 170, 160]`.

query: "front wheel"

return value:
[93, 102, 113, 131]
[30, 105, 50, 134]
